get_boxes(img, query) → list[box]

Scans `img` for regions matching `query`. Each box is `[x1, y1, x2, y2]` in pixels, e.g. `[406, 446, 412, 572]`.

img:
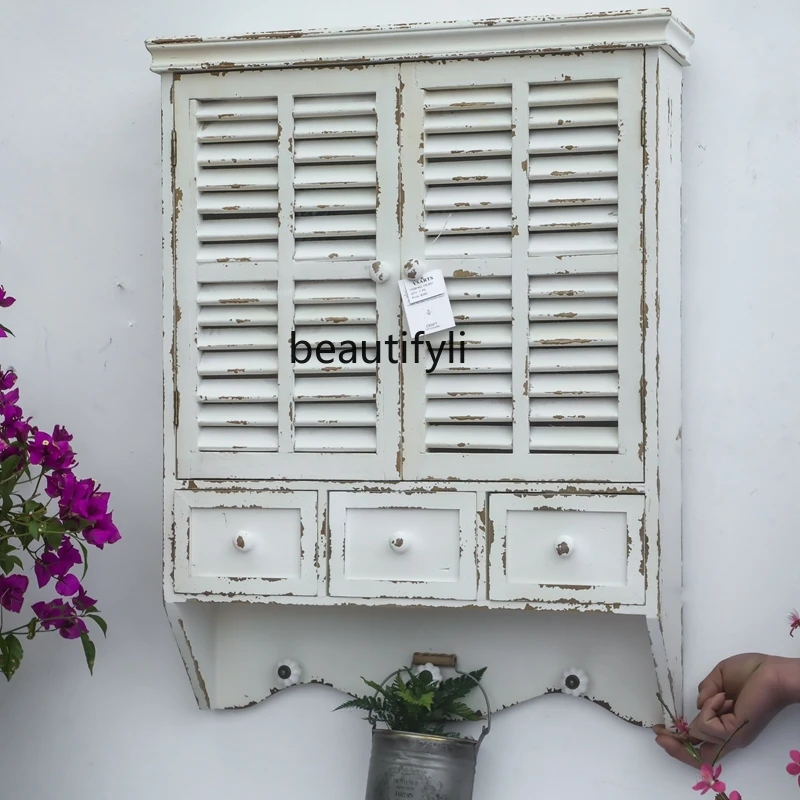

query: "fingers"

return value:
[688, 692, 732, 744]
[697, 666, 725, 708]
[654, 728, 722, 767]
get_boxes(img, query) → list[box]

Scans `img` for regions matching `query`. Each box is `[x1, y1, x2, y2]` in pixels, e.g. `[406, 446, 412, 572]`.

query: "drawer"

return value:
[173, 491, 317, 596]
[488, 494, 645, 605]
[328, 492, 477, 600]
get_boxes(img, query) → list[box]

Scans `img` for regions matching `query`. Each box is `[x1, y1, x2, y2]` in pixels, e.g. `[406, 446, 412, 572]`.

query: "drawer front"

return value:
[328, 492, 477, 600]
[488, 494, 645, 605]
[173, 491, 317, 596]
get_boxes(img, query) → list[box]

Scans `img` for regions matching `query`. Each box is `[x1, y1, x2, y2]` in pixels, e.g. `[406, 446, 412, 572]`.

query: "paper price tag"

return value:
[399, 269, 455, 337]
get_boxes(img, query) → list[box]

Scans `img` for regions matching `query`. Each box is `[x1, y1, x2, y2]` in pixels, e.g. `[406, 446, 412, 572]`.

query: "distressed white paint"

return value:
[3, 1, 800, 798]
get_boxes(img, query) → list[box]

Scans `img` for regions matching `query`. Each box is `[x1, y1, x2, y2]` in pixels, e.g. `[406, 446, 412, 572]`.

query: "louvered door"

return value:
[173, 67, 401, 480]
[399, 52, 645, 481]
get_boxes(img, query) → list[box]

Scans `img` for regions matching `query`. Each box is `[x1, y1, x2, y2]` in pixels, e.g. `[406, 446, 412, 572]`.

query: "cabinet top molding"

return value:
[146, 8, 694, 74]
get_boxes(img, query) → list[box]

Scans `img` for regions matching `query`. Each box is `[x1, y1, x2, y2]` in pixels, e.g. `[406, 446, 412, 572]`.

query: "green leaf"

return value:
[80, 633, 96, 675]
[26, 618, 37, 640]
[87, 614, 108, 637]
[77, 539, 90, 580]
[0, 634, 24, 680]
[0, 323, 13, 338]
[0, 555, 23, 575]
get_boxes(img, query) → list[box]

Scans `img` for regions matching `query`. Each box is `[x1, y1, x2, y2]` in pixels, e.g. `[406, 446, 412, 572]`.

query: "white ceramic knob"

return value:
[389, 534, 410, 554]
[403, 259, 424, 281]
[368, 261, 389, 283]
[233, 531, 254, 552]
[555, 535, 574, 557]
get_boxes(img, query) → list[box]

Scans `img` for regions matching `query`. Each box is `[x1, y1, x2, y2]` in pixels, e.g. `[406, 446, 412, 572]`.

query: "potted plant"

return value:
[335, 658, 490, 800]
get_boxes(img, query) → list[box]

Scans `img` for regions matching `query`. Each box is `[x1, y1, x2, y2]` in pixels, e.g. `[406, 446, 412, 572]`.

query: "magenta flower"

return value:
[28, 429, 75, 471]
[789, 610, 800, 637]
[672, 717, 691, 737]
[31, 599, 88, 640]
[0, 370, 16, 390]
[728, 792, 741, 800]
[0, 286, 15, 308]
[84, 512, 121, 549]
[45, 469, 73, 499]
[34, 539, 83, 588]
[692, 764, 725, 795]
[0, 574, 29, 613]
[787, 750, 800, 786]
[58, 475, 96, 519]
[73, 586, 97, 611]
[55, 573, 82, 597]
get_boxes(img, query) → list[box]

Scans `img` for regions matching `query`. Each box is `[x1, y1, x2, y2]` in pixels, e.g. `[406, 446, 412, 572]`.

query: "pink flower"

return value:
[672, 717, 691, 737]
[789, 610, 800, 637]
[728, 792, 741, 800]
[786, 750, 800, 786]
[693, 763, 725, 795]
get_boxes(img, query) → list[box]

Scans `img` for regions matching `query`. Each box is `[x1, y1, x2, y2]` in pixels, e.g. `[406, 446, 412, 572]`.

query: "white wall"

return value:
[1, 1, 799, 797]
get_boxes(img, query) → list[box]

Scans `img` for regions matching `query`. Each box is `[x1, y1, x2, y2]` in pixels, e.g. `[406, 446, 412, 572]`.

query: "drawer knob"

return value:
[555, 536, 574, 557]
[389, 534, 410, 554]
[233, 531, 254, 552]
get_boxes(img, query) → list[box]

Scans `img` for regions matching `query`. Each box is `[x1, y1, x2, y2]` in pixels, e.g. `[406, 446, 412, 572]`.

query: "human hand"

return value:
[654, 653, 800, 766]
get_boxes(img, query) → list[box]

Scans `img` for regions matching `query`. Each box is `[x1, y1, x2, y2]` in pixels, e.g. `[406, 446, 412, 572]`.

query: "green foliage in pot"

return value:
[335, 664, 487, 737]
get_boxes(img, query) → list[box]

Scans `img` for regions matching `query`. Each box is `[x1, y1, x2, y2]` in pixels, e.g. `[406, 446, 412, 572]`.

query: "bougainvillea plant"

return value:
[0, 285, 120, 679]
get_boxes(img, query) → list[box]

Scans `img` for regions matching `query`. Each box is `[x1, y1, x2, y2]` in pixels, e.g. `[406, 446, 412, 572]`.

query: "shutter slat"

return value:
[529, 153, 618, 180]
[294, 240, 376, 261]
[293, 325, 376, 347]
[530, 320, 618, 347]
[195, 99, 278, 122]
[198, 191, 279, 215]
[197, 283, 278, 305]
[529, 398, 619, 422]
[529, 426, 619, 452]
[447, 278, 513, 300]
[424, 87, 513, 110]
[198, 142, 279, 166]
[294, 137, 378, 164]
[198, 327, 279, 350]
[294, 427, 377, 452]
[197, 120, 279, 142]
[452, 299, 512, 323]
[426, 373, 512, 399]
[294, 375, 376, 401]
[198, 167, 278, 191]
[426, 184, 512, 211]
[294, 115, 377, 138]
[294, 163, 377, 188]
[294, 214, 377, 239]
[425, 132, 513, 158]
[294, 352, 377, 374]
[528, 346, 619, 372]
[198, 242, 279, 263]
[439, 323, 512, 348]
[198, 427, 278, 452]
[198, 218, 279, 243]
[294, 304, 377, 325]
[528, 205, 618, 232]
[528, 275, 618, 299]
[427, 234, 512, 258]
[294, 188, 377, 212]
[529, 104, 619, 129]
[198, 378, 278, 402]
[199, 351, 278, 376]
[529, 127, 619, 155]
[425, 108, 513, 133]
[529, 297, 618, 321]
[425, 348, 513, 374]
[425, 425, 513, 451]
[293, 95, 376, 118]
[426, 398, 512, 423]
[198, 305, 279, 327]
[294, 402, 376, 426]
[529, 180, 618, 208]
[528, 230, 618, 256]
[294, 280, 376, 304]
[529, 373, 619, 397]
[198, 404, 279, 426]
[426, 159, 512, 185]
[425, 210, 513, 235]
[528, 82, 618, 106]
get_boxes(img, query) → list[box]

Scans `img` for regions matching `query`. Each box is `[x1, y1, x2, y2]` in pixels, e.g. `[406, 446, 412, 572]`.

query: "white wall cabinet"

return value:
[149, 8, 692, 725]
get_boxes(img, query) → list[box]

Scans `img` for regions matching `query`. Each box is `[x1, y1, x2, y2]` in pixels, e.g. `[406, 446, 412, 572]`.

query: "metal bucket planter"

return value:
[364, 665, 491, 800]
